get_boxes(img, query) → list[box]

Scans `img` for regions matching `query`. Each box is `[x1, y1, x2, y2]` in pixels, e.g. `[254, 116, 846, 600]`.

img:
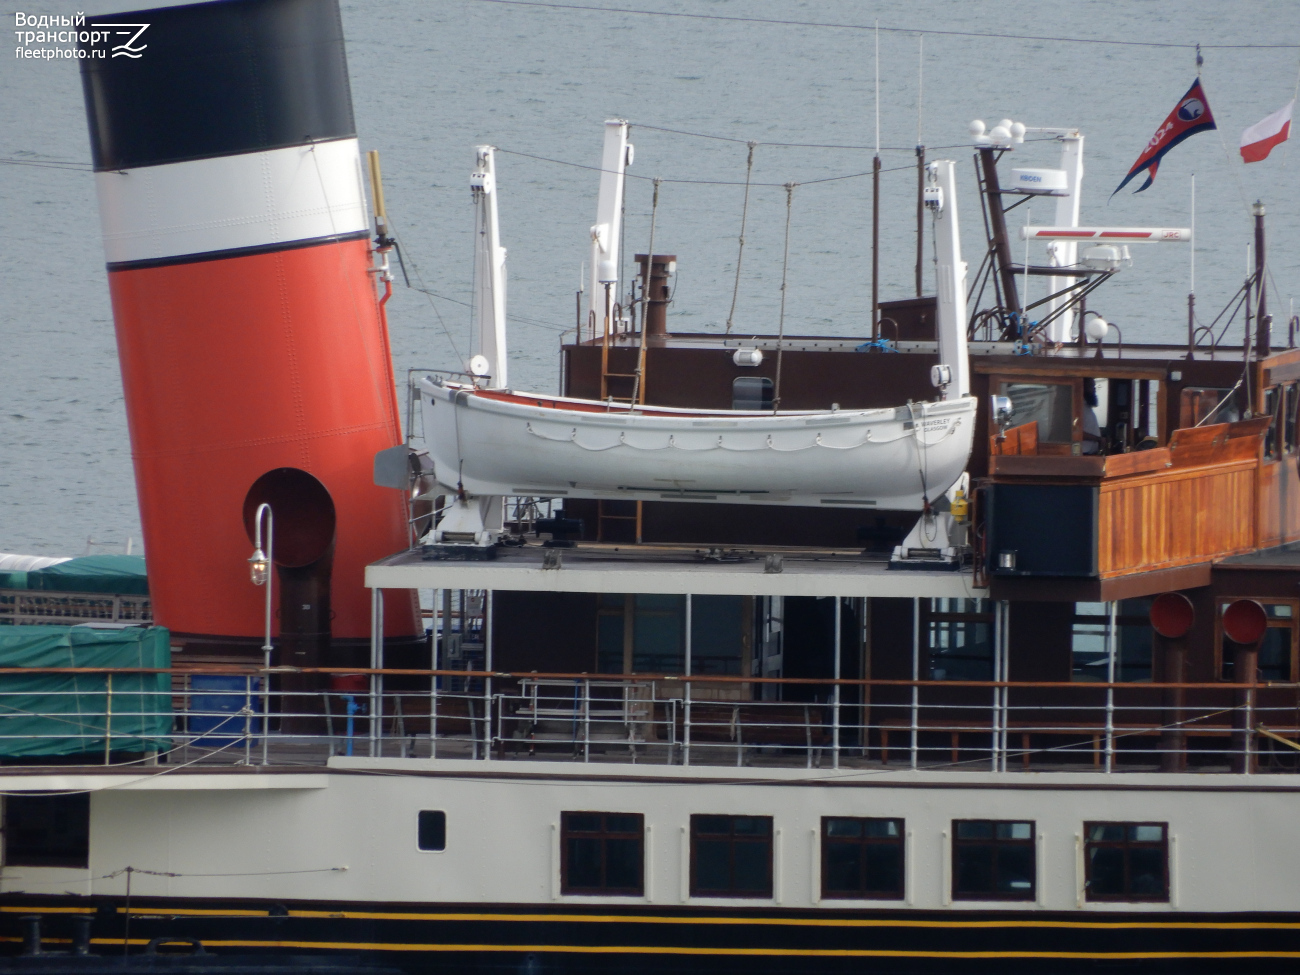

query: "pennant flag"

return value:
[1240, 100, 1293, 163]
[1112, 79, 1217, 197]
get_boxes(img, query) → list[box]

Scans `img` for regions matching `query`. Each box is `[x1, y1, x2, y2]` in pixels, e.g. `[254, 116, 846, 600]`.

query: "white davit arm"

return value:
[588, 119, 630, 334]
[471, 146, 508, 389]
[926, 159, 970, 400]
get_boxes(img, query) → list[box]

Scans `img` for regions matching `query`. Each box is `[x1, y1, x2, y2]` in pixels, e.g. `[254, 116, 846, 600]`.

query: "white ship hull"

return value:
[420, 378, 976, 509]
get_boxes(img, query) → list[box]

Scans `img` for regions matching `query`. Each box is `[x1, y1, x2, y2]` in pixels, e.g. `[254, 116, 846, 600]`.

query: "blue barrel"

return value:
[188, 675, 262, 746]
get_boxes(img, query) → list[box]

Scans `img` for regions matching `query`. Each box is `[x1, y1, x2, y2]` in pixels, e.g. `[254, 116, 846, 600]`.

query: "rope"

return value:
[773, 182, 795, 413]
[724, 142, 757, 335]
[629, 178, 661, 407]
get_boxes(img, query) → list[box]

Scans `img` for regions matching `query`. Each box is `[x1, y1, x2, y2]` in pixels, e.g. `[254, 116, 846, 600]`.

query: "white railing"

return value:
[0, 668, 1292, 774]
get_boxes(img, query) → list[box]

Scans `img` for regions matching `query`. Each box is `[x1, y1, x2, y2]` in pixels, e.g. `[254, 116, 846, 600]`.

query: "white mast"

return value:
[588, 120, 631, 337]
[471, 145, 508, 389]
[927, 159, 970, 400]
[1024, 128, 1084, 345]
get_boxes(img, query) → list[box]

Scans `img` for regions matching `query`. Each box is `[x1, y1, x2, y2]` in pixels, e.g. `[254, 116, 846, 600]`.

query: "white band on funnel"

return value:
[95, 137, 369, 267]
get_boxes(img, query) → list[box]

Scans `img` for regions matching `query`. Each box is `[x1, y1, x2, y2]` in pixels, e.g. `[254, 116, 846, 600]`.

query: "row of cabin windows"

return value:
[1, 797, 1167, 904]
[585, 593, 1298, 685]
[418, 810, 1167, 903]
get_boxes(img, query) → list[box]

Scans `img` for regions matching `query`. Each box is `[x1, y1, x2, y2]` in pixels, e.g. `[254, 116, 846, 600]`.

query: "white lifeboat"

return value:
[420, 379, 977, 510]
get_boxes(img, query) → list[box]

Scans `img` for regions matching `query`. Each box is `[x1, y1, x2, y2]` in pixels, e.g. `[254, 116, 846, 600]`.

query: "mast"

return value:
[1254, 201, 1270, 357]
[927, 159, 970, 400]
[471, 146, 508, 389]
[978, 146, 1023, 324]
[589, 120, 631, 341]
[1037, 128, 1084, 344]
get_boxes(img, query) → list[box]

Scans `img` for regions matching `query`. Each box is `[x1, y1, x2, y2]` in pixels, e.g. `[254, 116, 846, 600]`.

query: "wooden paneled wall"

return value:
[1097, 423, 1265, 578]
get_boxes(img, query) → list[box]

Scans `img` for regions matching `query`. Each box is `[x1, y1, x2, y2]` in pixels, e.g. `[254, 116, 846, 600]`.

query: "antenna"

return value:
[874, 21, 881, 155]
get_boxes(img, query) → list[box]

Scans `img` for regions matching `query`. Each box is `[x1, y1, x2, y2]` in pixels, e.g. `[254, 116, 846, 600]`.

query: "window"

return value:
[691, 815, 772, 898]
[417, 810, 446, 852]
[1084, 822, 1168, 902]
[733, 376, 773, 411]
[1070, 600, 1153, 682]
[1179, 386, 1242, 428]
[1264, 386, 1281, 460]
[598, 595, 747, 676]
[691, 595, 746, 676]
[952, 820, 1035, 901]
[821, 817, 904, 900]
[1286, 384, 1299, 454]
[597, 594, 686, 674]
[1000, 382, 1073, 443]
[3, 794, 89, 868]
[1219, 600, 1297, 682]
[561, 812, 643, 895]
[927, 599, 994, 680]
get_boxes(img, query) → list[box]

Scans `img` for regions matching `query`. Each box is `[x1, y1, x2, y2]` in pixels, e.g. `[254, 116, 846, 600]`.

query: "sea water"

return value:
[2, 0, 1298, 555]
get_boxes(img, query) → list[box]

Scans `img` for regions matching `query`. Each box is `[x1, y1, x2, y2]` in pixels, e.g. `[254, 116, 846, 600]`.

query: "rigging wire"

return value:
[629, 177, 662, 407]
[772, 181, 795, 414]
[723, 141, 757, 335]
[386, 215, 465, 360]
[470, 0, 1299, 50]
[494, 145, 913, 186]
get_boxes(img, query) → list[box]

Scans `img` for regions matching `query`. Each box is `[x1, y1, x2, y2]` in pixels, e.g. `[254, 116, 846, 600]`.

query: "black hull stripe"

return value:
[105, 231, 370, 273]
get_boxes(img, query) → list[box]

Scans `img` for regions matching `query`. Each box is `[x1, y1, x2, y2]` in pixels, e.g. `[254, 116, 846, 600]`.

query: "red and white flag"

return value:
[1240, 100, 1293, 163]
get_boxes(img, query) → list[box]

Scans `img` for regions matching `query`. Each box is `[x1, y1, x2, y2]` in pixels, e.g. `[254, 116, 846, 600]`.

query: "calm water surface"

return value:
[1, 0, 1298, 555]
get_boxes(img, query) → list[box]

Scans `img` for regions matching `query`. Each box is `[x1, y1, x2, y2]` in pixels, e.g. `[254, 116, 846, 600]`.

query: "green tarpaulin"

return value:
[0, 625, 171, 757]
[24, 556, 148, 595]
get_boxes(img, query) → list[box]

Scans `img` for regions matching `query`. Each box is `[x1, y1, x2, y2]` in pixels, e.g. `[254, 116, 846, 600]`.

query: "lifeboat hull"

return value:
[420, 380, 976, 510]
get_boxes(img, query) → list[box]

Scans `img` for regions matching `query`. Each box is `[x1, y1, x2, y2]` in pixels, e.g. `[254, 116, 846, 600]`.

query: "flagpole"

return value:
[1187, 174, 1195, 359]
[871, 20, 880, 340]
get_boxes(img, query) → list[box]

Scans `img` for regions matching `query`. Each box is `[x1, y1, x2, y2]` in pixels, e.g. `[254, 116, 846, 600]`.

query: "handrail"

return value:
[0, 665, 1278, 691]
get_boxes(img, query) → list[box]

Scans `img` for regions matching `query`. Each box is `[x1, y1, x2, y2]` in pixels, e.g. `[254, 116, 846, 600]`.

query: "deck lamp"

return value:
[249, 502, 274, 660]
[249, 502, 274, 765]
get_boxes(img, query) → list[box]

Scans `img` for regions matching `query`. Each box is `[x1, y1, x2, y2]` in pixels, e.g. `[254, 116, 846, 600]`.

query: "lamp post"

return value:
[248, 503, 273, 764]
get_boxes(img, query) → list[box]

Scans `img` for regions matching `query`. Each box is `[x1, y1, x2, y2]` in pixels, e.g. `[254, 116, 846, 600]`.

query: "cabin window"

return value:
[1179, 387, 1241, 428]
[1000, 382, 1074, 444]
[951, 820, 1035, 901]
[691, 815, 773, 898]
[1285, 384, 1299, 454]
[691, 595, 746, 676]
[1264, 386, 1281, 460]
[598, 594, 746, 676]
[926, 599, 994, 681]
[1218, 600, 1297, 682]
[560, 812, 644, 896]
[732, 376, 773, 411]
[1084, 822, 1168, 902]
[3, 794, 89, 868]
[821, 817, 904, 900]
[1070, 600, 1153, 682]
[417, 810, 446, 851]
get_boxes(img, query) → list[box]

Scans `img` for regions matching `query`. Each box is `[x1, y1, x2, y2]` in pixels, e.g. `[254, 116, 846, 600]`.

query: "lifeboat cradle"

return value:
[416, 137, 977, 563]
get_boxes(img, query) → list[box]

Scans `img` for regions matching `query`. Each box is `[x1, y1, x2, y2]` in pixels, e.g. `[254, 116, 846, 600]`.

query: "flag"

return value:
[1240, 100, 1293, 163]
[1112, 79, 1217, 196]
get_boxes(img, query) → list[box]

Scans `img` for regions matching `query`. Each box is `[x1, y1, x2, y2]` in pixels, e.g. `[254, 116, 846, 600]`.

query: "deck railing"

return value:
[0, 589, 152, 626]
[0, 668, 1295, 774]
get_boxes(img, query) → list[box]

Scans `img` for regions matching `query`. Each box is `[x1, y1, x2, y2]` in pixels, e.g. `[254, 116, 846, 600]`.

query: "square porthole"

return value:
[418, 810, 446, 852]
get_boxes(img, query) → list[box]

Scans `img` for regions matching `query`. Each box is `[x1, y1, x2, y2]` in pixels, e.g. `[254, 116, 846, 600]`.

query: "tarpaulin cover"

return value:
[0, 626, 171, 757]
[25, 556, 149, 595]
